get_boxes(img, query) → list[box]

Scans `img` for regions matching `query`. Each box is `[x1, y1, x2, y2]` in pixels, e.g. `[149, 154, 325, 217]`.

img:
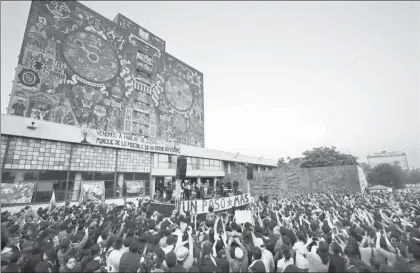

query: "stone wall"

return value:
[251, 165, 362, 196]
[300, 165, 361, 193]
[251, 169, 294, 197]
[224, 163, 248, 193]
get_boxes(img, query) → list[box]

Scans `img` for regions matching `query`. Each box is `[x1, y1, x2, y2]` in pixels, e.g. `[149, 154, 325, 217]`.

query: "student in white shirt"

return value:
[277, 244, 295, 273]
[293, 230, 309, 271]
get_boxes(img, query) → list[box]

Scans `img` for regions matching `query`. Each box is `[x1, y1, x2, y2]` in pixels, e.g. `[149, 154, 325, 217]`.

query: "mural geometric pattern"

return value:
[8, 1, 204, 148]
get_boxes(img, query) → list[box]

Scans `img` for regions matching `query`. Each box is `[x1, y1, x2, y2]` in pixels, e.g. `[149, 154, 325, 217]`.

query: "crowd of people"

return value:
[154, 179, 240, 202]
[1, 187, 420, 273]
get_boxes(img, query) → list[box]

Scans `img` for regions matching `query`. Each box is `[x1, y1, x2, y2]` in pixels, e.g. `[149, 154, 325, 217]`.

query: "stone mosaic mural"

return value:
[8, 1, 204, 147]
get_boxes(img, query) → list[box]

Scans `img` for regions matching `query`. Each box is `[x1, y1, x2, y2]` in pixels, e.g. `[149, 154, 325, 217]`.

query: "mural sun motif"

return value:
[165, 75, 193, 112]
[62, 32, 119, 83]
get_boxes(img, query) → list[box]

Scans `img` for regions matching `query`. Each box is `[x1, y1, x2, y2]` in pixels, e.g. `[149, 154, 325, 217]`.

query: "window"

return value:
[93, 172, 114, 181]
[121, 172, 150, 197]
[224, 162, 229, 173]
[153, 154, 158, 168]
[38, 171, 67, 180]
[196, 158, 201, 170]
[168, 155, 177, 169]
[158, 154, 169, 169]
[81, 172, 94, 180]
[187, 157, 194, 170]
[24, 171, 39, 180]
[2, 170, 17, 183]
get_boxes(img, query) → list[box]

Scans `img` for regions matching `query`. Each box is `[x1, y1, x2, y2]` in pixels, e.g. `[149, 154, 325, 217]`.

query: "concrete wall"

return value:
[251, 165, 362, 196]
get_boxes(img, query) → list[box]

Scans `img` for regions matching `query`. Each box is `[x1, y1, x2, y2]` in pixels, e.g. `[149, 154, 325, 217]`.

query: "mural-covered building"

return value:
[1, 0, 276, 210]
[367, 151, 409, 171]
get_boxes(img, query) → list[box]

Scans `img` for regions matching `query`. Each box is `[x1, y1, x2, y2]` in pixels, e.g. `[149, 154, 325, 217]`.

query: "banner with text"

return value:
[125, 181, 143, 194]
[79, 181, 105, 203]
[180, 193, 251, 215]
[81, 128, 180, 154]
[1, 182, 35, 204]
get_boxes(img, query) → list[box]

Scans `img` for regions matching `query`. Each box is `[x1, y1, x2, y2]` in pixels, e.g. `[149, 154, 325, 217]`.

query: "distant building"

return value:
[366, 185, 393, 193]
[367, 151, 409, 170]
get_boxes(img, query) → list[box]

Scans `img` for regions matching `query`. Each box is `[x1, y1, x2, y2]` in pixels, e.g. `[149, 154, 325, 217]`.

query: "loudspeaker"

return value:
[247, 165, 253, 180]
[176, 156, 187, 179]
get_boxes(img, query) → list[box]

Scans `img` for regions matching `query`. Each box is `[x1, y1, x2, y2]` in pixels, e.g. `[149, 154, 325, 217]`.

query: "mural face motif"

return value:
[8, 1, 204, 147]
[63, 31, 119, 82]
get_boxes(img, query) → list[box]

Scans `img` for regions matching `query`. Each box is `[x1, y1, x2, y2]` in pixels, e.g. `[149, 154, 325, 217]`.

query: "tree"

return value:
[406, 170, 420, 184]
[277, 157, 286, 167]
[299, 146, 358, 168]
[368, 163, 406, 189]
[277, 157, 302, 169]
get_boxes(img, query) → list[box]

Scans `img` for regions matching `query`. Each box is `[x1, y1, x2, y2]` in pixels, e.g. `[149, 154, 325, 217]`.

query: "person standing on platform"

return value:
[158, 180, 165, 199]
[233, 180, 239, 195]
[204, 180, 209, 197]
[180, 180, 185, 200]
[200, 180, 205, 199]
[219, 180, 225, 197]
[166, 180, 173, 202]
[226, 180, 232, 197]
[194, 182, 200, 199]
[185, 181, 191, 200]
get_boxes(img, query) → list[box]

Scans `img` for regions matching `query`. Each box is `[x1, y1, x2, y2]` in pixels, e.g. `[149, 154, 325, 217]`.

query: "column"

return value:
[213, 177, 217, 195]
[71, 172, 83, 201]
[150, 176, 156, 199]
[258, 165, 261, 172]
[242, 179, 250, 194]
[227, 162, 231, 173]
[118, 173, 124, 198]
[14, 171, 25, 183]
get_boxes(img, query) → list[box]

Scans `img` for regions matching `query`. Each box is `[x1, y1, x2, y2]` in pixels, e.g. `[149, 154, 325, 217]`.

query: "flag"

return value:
[48, 190, 56, 213]
[78, 186, 86, 205]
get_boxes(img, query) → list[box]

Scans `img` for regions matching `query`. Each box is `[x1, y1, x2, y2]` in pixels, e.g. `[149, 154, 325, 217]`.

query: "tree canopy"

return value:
[299, 146, 358, 168]
[367, 163, 406, 189]
[277, 157, 302, 168]
[405, 170, 420, 184]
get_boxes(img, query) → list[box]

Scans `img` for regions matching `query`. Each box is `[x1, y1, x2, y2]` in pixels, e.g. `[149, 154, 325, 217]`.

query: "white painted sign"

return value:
[179, 193, 251, 215]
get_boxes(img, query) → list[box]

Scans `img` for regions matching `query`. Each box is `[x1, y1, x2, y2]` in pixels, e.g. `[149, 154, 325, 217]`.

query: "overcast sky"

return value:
[1, 1, 419, 167]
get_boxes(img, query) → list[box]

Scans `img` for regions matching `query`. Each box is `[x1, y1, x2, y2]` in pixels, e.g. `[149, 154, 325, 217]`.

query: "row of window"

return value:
[2, 170, 150, 182]
[153, 155, 224, 171]
[1, 170, 150, 204]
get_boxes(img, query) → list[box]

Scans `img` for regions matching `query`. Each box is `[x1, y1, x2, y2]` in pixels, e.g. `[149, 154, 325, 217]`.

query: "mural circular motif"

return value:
[62, 32, 119, 83]
[165, 75, 193, 112]
[18, 69, 40, 87]
[171, 114, 187, 134]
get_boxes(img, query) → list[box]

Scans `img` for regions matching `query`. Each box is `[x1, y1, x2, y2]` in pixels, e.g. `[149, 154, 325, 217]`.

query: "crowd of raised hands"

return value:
[1, 188, 420, 273]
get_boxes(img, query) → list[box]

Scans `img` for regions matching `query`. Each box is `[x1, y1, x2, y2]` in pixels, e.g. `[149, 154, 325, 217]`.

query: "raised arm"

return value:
[76, 227, 89, 251]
